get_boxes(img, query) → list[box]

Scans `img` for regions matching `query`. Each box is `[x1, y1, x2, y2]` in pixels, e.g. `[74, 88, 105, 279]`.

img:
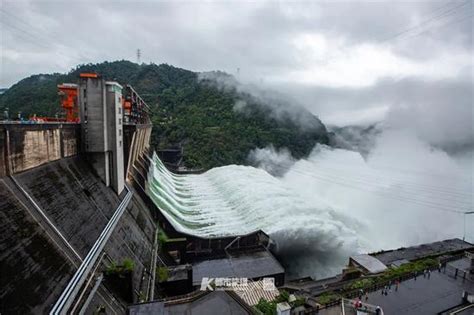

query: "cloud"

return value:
[198, 71, 327, 130]
[2, 2, 471, 158]
[270, 75, 473, 153]
[248, 145, 295, 176]
[1, 0, 471, 90]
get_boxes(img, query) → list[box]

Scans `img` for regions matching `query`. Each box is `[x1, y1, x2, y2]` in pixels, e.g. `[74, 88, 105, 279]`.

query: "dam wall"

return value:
[0, 122, 151, 187]
[0, 157, 157, 313]
[0, 123, 80, 177]
[0, 178, 75, 314]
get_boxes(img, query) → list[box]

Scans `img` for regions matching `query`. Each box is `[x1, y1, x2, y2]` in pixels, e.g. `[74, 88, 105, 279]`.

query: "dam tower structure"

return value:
[78, 73, 125, 194]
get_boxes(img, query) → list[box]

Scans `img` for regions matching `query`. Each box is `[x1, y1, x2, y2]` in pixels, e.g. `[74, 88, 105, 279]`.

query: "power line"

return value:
[379, 0, 471, 43]
[305, 156, 472, 197]
[293, 163, 472, 205]
[0, 20, 72, 70]
[287, 167, 469, 214]
[401, 12, 473, 41]
[300, 151, 472, 193]
[0, 8, 92, 64]
[259, 151, 473, 215]
[318, 1, 471, 67]
[1, 17, 81, 64]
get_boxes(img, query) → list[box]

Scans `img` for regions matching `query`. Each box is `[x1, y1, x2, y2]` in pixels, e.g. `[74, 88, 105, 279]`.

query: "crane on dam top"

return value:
[28, 83, 79, 123]
[57, 83, 80, 122]
[26, 72, 151, 125]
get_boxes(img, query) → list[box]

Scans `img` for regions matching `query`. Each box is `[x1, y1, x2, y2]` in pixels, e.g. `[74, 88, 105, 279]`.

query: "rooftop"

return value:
[192, 250, 284, 286]
[233, 280, 280, 306]
[128, 291, 251, 315]
[372, 238, 474, 265]
[276, 302, 291, 312]
[350, 254, 388, 274]
[167, 264, 191, 282]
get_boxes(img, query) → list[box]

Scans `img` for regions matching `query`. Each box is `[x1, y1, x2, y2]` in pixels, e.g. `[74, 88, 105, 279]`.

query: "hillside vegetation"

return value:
[0, 61, 329, 169]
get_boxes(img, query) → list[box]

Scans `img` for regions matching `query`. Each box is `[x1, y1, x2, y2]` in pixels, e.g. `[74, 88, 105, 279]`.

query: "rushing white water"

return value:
[147, 139, 473, 279]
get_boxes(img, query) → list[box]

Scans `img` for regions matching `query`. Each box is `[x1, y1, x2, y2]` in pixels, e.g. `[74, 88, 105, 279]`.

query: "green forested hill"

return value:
[0, 61, 329, 169]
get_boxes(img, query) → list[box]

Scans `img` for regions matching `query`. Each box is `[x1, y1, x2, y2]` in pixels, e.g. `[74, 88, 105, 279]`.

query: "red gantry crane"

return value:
[57, 83, 79, 123]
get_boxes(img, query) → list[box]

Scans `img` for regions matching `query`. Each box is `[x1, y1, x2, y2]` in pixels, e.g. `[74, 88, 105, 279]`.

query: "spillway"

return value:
[147, 151, 357, 238]
[147, 143, 472, 279]
[146, 150, 365, 277]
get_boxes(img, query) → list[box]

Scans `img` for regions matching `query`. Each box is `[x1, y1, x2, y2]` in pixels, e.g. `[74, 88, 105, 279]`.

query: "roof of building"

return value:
[128, 291, 251, 315]
[128, 302, 165, 315]
[233, 280, 280, 306]
[192, 250, 284, 286]
[351, 254, 388, 274]
[391, 259, 410, 268]
[372, 238, 474, 265]
[167, 264, 191, 282]
[276, 302, 291, 312]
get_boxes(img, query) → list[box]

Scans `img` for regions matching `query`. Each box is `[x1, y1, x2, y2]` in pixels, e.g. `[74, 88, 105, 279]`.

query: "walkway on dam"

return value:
[320, 259, 474, 315]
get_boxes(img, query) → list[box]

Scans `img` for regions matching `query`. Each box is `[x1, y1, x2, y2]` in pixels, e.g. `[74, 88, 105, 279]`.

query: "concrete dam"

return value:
[0, 73, 284, 314]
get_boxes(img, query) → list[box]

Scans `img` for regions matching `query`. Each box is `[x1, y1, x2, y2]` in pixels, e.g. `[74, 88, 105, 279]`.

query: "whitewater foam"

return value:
[147, 144, 472, 279]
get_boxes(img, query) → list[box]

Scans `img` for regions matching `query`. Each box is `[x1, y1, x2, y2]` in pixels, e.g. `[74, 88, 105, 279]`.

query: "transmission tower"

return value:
[137, 49, 141, 64]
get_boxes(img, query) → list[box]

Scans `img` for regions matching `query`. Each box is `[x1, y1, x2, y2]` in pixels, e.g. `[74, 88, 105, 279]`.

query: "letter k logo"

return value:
[200, 277, 214, 291]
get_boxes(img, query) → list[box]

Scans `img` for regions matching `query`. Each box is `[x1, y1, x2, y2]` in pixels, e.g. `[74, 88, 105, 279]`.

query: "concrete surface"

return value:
[1, 157, 156, 313]
[320, 260, 474, 315]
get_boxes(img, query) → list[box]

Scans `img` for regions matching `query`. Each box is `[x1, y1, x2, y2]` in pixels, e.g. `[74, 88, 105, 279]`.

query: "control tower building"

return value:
[78, 73, 124, 194]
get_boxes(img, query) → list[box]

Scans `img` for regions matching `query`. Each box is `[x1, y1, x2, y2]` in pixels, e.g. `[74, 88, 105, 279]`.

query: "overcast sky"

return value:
[1, 0, 472, 127]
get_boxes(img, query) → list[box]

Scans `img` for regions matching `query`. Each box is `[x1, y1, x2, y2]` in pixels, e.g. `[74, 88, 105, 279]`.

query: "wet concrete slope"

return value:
[1, 156, 156, 313]
[0, 179, 74, 314]
[105, 193, 156, 301]
[14, 156, 121, 257]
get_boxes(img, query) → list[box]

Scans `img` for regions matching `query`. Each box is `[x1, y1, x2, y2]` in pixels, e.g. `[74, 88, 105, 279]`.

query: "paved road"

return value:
[364, 269, 473, 314]
[320, 266, 473, 315]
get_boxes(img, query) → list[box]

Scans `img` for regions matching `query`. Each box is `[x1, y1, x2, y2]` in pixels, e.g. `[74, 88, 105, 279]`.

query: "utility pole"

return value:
[137, 49, 141, 64]
[463, 211, 474, 241]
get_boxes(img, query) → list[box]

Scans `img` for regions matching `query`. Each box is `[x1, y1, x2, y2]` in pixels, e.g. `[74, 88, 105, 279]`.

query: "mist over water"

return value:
[148, 129, 473, 279]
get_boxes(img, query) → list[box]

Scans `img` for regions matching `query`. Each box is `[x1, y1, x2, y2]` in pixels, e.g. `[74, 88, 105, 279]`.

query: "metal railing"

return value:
[50, 185, 133, 314]
[341, 298, 384, 314]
